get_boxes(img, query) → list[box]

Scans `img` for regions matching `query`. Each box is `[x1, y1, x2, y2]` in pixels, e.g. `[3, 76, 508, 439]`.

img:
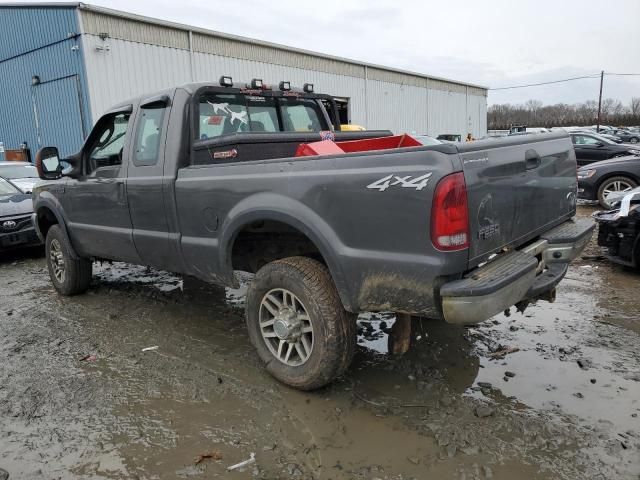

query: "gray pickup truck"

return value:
[33, 77, 594, 389]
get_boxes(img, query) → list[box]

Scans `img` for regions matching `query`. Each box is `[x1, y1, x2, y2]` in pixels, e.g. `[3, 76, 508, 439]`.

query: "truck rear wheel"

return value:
[245, 256, 356, 390]
[45, 225, 92, 295]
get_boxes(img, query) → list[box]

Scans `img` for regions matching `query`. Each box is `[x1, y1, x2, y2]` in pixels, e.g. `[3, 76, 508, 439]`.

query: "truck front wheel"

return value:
[45, 225, 92, 295]
[245, 256, 356, 390]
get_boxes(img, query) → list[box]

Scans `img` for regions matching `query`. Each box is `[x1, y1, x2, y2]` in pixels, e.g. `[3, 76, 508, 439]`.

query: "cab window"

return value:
[86, 113, 130, 174]
[279, 97, 326, 132]
[133, 105, 165, 166]
[246, 96, 279, 132]
[199, 94, 250, 139]
[197, 93, 329, 139]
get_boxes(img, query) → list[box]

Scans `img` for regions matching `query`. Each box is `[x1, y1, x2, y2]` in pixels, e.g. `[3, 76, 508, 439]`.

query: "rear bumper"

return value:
[440, 218, 595, 325]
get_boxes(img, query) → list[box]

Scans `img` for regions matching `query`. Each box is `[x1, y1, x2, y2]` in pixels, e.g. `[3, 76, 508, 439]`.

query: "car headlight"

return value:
[628, 149, 640, 156]
[577, 169, 597, 179]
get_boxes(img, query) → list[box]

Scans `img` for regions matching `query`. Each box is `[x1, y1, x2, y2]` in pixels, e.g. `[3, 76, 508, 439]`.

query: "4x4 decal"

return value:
[366, 173, 432, 192]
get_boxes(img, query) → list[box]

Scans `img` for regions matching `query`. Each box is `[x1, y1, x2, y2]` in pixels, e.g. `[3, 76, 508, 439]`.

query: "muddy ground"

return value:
[1, 206, 639, 480]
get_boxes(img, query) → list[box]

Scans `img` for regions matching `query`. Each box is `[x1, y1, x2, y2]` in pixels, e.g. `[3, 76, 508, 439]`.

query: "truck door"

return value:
[125, 94, 177, 271]
[66, 107, 141, 263]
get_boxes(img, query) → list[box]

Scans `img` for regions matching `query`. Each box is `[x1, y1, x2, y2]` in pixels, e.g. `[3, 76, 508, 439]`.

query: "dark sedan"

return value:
[570, 132, 640, 166]
[577, 155, 640, 208]
[613, 130, 640, 144]
[0, 176, 41, 250]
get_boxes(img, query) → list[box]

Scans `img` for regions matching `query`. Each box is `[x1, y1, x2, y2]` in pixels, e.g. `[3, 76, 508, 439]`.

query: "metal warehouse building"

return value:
[0, 2, 487, 158]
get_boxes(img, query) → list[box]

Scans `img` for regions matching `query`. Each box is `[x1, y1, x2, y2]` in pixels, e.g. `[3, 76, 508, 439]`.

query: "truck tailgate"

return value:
[458, 133, 577, 267]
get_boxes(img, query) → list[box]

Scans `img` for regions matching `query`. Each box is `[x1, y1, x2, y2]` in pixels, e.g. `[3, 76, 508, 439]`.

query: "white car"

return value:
[0, 161, 40, 193]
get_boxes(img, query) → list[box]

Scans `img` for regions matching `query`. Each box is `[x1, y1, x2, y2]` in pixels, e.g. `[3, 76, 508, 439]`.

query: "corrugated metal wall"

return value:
[0, 6, 92, 158]
[81, 36, 192, 118]
[83, 35, 487, 137]
[79, 8, 486, 137]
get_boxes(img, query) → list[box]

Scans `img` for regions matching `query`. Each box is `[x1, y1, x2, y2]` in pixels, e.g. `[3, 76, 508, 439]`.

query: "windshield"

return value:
[0, 164, 38, 179]
[0, 177, 20, 195]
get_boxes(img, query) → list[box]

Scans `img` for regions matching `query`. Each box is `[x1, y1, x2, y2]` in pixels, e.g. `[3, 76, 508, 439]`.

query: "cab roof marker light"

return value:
[279, 81, 291, 91]
[303, 83, 314, 93]
[219, 75, 233, 87]
[251, 78, 263, 89]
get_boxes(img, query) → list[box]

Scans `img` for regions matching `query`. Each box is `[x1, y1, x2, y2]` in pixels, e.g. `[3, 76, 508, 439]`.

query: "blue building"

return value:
[0, 3, 487, 161]
[0, 3, 92, 158]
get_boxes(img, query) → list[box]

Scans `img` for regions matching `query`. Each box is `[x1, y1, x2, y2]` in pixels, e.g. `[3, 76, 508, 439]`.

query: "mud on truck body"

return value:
[32, 77, 594, 389]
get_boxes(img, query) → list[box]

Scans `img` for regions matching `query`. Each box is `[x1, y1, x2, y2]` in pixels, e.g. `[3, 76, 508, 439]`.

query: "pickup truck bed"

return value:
[32, 80, 594, 389]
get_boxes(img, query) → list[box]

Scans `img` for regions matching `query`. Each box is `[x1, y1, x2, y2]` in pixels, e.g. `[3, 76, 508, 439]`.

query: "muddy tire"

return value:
[245, 256, 356, 390]
[45, 225, 92, 295]
[597, 176, 638, 209]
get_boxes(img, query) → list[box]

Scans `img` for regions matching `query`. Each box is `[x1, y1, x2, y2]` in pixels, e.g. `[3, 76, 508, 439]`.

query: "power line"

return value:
[490, 74, 600, 91]
[605, 72, 640, 76]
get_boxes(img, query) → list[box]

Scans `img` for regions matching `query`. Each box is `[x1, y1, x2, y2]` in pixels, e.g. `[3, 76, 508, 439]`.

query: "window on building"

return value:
[133, 105, 165, 166]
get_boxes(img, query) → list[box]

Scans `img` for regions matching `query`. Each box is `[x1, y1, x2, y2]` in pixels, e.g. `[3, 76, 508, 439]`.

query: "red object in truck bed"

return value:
[295, 134, 422, 157]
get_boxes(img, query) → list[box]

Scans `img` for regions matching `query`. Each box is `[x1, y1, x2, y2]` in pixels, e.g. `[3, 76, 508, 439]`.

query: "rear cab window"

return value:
[197, 92, 329, 140]
[279, 97, 325, 132]
[199, 94, 250, 139]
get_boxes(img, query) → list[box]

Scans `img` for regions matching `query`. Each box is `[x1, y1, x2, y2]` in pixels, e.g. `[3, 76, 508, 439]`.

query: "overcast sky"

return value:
[28, 0, 640, 106]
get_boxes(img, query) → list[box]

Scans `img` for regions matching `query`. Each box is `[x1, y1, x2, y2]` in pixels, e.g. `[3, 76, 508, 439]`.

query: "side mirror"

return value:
[35, 147, 63, 180]
[595, 142, 605, 147]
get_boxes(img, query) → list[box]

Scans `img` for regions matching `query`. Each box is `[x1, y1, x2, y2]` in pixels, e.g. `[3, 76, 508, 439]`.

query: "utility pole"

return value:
[596, 70, 604, 132]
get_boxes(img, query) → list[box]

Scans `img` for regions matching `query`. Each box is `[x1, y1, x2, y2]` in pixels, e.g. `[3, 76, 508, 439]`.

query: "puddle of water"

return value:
[469, 276, 640, 434]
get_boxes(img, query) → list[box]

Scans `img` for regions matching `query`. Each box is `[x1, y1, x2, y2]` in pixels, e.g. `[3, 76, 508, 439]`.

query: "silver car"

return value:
[0, 161, 40, 193]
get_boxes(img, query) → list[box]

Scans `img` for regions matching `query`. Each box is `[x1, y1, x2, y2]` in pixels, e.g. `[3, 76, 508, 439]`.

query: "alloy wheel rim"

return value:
[49, 239, 66, 283]
[259, 288, 314, 366]
[603, 180, 634, 206]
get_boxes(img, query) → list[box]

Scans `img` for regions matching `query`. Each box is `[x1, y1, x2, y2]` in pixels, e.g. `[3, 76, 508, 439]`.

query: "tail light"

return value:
[431, 172, 470, 251]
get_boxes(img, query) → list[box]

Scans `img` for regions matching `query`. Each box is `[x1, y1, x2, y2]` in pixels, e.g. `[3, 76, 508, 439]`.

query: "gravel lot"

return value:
[0, 206, 638, 480]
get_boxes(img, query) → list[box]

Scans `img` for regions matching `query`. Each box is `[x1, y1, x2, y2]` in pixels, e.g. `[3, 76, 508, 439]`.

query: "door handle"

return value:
[115, 180, 126, 205]
[525, 149, 541, 170]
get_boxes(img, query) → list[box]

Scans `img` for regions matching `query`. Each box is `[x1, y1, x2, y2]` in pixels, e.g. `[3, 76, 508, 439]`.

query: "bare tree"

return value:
[488, 98, 640, 129]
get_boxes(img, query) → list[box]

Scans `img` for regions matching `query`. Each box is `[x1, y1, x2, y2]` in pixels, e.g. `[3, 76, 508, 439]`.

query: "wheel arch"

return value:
[220, 193, 355, 311]
[34, 195, 79, 259]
